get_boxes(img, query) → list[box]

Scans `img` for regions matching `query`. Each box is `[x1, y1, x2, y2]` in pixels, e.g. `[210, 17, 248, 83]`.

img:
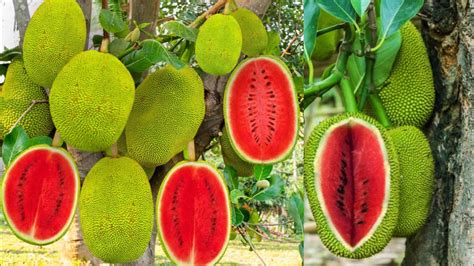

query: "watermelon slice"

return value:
[224, 56, 298, 164]
[304, 113, 399, 258]
[2, 145, 80, 245]
[157, 161, 231, 265]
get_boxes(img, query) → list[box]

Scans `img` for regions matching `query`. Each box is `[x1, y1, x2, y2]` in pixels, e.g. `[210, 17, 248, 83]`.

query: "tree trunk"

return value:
[403, 0, 473, 265]
[12, 0, 30, 46]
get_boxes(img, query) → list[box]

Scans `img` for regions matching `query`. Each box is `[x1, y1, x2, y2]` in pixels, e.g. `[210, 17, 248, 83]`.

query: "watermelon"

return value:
[304, 113, 399, 258]
[157, 161, 231, 265]
[2, 145, 80, 245]
[224, 56, 298, 164]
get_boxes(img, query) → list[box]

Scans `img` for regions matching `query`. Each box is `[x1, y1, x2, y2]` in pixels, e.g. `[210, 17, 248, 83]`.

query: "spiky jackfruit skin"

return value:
[50, 51, 135, 152]
[79, 156, 153, 263]
[195, 14, 242, 75]
[304, 112, 399, 259]
[312, 10, 342, 61]
[23, 0, 86, 88]
[125, 65, 205, 167]
[387, 126, 434, 237]
[220, 127, 253, 177]
[377, 22, 435, 127]
[231, 8, 268, 57]
[1, 59, 53, 139]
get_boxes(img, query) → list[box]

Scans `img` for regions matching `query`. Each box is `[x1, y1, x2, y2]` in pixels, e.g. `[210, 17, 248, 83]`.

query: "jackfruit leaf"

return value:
[230, 189, 246, 204]
[0, 46, 21, 61]
[138, 22, 151, 29]
[2, 126, 29, 167]
[27, 136, 53, 148]
[253, 175, 284, 201]
[254, 165, 273, 181]
[263, 30, 281, 56]
[299, 242, 304, 260]
[232, 206, 244, 226]
[317, 0, 357, 24]
[304, 0, 320, 57]
[99, 9, 127, 33]
[0, 64, 7, 77]
[163, 21, 198, 42]
[347, 29, 401, 89]
[293, 75, 305, 94]
[109, 39, 130, 56]
[122, 39, 185, 72]
[224, 165, 239, 190]
[380, 0, 423, 40]
[287, 193, 304, 235]
[350, 0, 370, 16]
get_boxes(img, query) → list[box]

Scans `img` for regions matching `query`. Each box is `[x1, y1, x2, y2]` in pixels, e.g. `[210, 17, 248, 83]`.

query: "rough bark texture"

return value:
[403, 0, 473, 265]
[128, 0, 160, 40]
[12, 0, 30, 46]
[77, 0, 93, 49]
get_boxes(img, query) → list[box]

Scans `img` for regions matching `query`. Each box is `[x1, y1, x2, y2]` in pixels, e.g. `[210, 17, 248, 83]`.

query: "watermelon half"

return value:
[2, 145, 80, 245]
[157, 161, 231, 265]
[304, 113, 399, 258]
[224, 56, 298, 164]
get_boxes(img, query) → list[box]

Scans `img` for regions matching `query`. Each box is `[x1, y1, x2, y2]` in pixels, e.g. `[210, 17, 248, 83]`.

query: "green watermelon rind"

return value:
[304, 112, 399, 259]
[223, 55, 299, 165]
[2, 144, 80, 246]
[156, 160, 231, 265]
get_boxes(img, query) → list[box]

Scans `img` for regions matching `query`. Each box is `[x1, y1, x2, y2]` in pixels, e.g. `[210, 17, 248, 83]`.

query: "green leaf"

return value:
[232, 207, 244, 226]
[317, 0, 357, 24]
[27, 136, 52, 148]
[350, 0, 370, 16]
[254, 165, 273, 181]
[293, 75, 305, 94]
[0, 46, 21, 61]
[0, 64, 7, 77]
[304, 0, 320, 57]
[230, 189, 246, 204]
[2, 126, 29, 167]
[287, 194, 304, 235]
[122, 39, 185, 72]
[298, 241, 304, 260]
[99, 9, 127, 33]
[380, 0, 423, 40]
[109, 39, 130, 57]
[163, 21, 198, 42]
[224, 165, 238, 190]
[263, 30, 281, 56]
[253, 175, 284, 201]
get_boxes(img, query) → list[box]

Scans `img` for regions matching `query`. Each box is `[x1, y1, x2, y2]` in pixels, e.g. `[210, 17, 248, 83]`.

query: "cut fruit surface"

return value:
[304, 113, 399, 259]
[224, 56, 298, 164]
[157, 161, 231, 265]
[2, 145, 79, 245]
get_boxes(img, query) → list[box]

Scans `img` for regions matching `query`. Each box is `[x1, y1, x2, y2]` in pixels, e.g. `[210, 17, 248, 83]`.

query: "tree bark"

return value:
[12, 0, 30, 47]
[77, 0, 93, 49]
[402, 0, 473, 265]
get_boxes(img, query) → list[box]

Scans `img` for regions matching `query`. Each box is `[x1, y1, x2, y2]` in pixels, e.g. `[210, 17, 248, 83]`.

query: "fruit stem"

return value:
[316, 22, 346, 38]
[187, 140, 196, 162]
[180, 42, 193, 63]
[303, 71, 342, 96]
[223, 0, 238, 15]
[100, 0, 110, 53]
[369, 93, 392, 128]
[11, 100, 48, 131]
[339, 78, 359, 113]
[110, 143, 119, 158]
[189, 0, 227, 28]
[52, 131, 63, 148]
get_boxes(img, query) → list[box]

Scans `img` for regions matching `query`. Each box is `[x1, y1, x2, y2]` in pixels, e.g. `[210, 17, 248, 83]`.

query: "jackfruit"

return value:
[23, 0, 86, 88]
[49, 50, 135, 152]
[312, 10, 342, 61]
[1, 59, 53, 139]
[79, 156, 153, 263]
[195, 14, 242, 75]
[231, 8, 268, 57]
[387, 126, 434, 237]
[377, 22, 435, 127]
[125, 65, 205, 167]
[220, 127, 254, 177]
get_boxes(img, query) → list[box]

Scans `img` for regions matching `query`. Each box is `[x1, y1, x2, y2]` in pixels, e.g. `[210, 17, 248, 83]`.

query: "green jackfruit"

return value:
[220, 127, 253, 177]
[377, 22, 435, 127]
[195, 14, 242, 75]
[387, 126, 434, 237]
[23, 0, 86, 88]
[312, 10, 342, 61]
[304, 112, 399, 259]
[231, 8, 268, 57]
[50, 50, 135, 152]
[126, 65, 205, 167]
[79, 156, 153, 263]
[1, 59, 53, 139]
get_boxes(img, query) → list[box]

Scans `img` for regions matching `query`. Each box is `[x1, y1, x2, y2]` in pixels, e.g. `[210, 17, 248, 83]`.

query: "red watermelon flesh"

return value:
[224, 56, 298, 164]
[2, 145, 79, 245]
[317, 120, 388, 248]
[157, 161, 230, 265]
